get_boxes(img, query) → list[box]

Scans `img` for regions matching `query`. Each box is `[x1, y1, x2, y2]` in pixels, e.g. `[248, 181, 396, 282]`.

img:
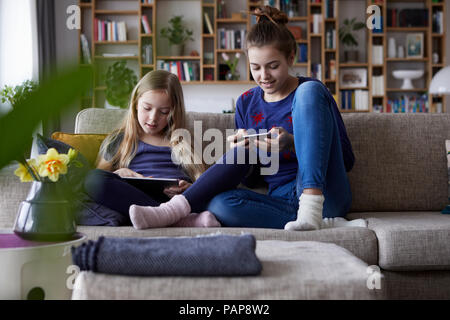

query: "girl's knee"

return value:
[293, 81, 328, 112]
[207, 190, 247, 226]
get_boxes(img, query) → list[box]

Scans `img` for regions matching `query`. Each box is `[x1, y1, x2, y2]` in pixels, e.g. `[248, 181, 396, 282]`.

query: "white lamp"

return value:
[430, 66, 450, 94]
[429, 66, 450, 113]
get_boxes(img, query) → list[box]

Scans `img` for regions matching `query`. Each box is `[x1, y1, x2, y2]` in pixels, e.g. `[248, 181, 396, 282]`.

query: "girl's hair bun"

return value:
[253, 5, 289, 26]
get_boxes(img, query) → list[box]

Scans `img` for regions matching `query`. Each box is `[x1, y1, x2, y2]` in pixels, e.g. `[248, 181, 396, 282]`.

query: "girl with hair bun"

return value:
[209, 6, 367, 230]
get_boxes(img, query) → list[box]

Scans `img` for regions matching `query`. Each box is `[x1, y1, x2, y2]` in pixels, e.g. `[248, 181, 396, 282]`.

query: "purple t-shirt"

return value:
[235, 76, 355, 192]
[128, 141, 190, 181]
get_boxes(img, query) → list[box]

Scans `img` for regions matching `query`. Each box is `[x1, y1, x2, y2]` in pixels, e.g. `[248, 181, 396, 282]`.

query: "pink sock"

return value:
[170, 211, 221, 228]
[129, 194, 191, 229]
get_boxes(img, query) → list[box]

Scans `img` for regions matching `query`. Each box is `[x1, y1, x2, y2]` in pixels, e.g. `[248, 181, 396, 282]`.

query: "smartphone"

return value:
[242, 132, 271, 139]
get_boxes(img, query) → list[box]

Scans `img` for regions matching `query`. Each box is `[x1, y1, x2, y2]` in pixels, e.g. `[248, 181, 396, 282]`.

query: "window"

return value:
[0, 0, 38, 91]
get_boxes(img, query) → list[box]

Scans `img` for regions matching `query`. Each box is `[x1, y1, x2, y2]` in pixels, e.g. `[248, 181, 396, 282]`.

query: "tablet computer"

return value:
[122, 177, 179, 201]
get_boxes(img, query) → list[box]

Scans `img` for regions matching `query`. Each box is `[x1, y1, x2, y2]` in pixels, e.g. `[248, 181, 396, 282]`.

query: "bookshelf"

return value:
[78, 0, 445, 113]
[367, 0, 446, 113]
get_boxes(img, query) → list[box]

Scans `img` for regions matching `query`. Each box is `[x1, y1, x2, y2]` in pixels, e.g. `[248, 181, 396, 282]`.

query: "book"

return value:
[80, 34, 91, 64]
[122, 177, 178, 201]
[204, 13, 213, 35]
[142, 15, 152, 34]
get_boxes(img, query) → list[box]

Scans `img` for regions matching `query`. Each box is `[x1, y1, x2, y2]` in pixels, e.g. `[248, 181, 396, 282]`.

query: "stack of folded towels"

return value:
[72, 234, 262, 276]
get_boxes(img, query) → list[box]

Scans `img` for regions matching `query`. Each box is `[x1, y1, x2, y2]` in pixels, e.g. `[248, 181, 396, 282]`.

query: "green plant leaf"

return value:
[0, 65, 93, 170]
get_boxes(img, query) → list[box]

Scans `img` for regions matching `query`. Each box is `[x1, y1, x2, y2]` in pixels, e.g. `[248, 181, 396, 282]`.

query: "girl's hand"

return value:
[227, 129, 250, 149]
[254, 127, 294, 152]
[113, 168, 144, 178]
[163, 180, 192, 198]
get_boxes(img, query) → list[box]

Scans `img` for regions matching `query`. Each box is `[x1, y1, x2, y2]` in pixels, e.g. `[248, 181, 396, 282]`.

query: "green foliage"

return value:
[160, 15, 194, 46]
[339, 18, 366, 48]
[0, 65, 93, 171]
[0, 80, 38, 107]
[103, 60, 138, 109]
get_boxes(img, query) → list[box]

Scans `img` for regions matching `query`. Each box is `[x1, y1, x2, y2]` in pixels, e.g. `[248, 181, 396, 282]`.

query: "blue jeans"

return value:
[208, 81, 352, 228]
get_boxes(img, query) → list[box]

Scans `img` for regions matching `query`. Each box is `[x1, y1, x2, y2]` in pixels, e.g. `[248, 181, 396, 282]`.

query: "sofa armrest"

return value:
[0, 164, 30, 228]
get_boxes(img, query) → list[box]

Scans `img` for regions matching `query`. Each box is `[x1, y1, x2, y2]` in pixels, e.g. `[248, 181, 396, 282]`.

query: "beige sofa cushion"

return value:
[77, 225, 378, 266]
[348, 211, 450, 271]
[72, 240, 384, 300]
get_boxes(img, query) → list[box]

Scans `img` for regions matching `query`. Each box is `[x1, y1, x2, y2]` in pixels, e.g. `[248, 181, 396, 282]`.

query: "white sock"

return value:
[284, 193, 324, 231]
[321, 217, 368, 229]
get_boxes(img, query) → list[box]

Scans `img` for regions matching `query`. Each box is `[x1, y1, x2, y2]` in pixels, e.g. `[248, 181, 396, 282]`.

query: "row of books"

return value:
[141, 16, 152, 34]
[324, 0, 337, 18]
[371, 45, 383, 65]
[325, 59, 336, 80]
[156, 60, 200, 82]
[372, 75, 385, 96]
[297, 44, 307, 63]
[341, 90, 369, 111]
[94, 19, 127, 41]
[311, 63, 322, 81]
[141, 0, 153, 3]
[387, 95, 429, 113]
[218, 29, 246, 50]
[432, 11, 444, 34]
[325, 28, 336, 49]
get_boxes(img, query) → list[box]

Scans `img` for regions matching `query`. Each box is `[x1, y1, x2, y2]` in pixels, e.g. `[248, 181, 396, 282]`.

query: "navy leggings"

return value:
[83, 147, 253, 218]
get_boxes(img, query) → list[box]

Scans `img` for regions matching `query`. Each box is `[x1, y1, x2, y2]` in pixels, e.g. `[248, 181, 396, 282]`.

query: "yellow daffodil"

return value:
[37, 148, 70, 182]
[14, 159, 39, 182]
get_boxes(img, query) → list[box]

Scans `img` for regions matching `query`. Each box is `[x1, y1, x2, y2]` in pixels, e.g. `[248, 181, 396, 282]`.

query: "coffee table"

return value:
[0, 229, 86, 300]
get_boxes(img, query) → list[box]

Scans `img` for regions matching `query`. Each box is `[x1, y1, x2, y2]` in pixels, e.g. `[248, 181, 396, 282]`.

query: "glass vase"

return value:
[225, 70, 240, 81]
[13, 181, 76, 242]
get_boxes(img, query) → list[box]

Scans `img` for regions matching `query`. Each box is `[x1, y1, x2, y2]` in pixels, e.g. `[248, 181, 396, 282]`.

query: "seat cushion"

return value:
[72, 240, 385, 300]
[76, 225, 378, 266]
[347, 211, 450, 271]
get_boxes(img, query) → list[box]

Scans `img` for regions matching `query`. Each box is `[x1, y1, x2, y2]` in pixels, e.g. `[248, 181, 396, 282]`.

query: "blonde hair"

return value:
[97, 70, 206, 181]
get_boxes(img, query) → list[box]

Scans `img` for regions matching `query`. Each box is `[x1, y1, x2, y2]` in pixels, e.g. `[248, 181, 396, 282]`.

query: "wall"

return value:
[53, 0, 450, 132]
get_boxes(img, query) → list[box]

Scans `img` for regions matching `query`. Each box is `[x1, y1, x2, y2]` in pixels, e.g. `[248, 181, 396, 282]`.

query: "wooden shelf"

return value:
[216, 49, 244, 53]
[340, 63, 368, 67]
[203, 64, 216, 68]
[340, 87, 369, 90]
[216, 18, 247, 23]
[95, 41, 139, 45]
[94, 56, 139, 60]
[386, 58, 429, 62]
[156, 56, 201, 60]
[94, 10, 139, 15]
[386, 27, 429, 32]
[386, 88, 428, 92]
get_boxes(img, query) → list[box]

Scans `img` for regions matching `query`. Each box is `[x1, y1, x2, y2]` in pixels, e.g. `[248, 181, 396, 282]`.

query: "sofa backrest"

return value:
[75, 108, 450, 212]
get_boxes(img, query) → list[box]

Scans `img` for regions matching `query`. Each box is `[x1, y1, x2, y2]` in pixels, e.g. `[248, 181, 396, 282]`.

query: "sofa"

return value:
[1, 108, 450, 299]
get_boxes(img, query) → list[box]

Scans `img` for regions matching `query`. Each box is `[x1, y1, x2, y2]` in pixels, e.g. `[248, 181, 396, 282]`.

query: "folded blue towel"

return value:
[71, 234, 262, 276]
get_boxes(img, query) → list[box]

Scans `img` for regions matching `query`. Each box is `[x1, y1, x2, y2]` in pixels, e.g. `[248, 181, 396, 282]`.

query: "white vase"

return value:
[397, 46, 405, 58]
[388, 38, 396, 58]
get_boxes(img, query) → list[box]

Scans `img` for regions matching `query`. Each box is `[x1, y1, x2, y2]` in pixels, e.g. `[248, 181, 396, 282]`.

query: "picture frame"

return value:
[406, 33, 424, 58]
[339, 68, 367, 88]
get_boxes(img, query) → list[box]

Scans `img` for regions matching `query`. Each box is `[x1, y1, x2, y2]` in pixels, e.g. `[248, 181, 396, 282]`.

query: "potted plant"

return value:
[103, 60, 137, 109]
[339, 18, 366, 63]
[160, 15, 194, 56]
[1, 80, 38, 108]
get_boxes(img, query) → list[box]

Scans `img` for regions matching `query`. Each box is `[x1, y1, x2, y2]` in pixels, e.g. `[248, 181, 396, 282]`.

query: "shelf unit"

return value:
[367, 0, 446, 113]
[78, 0, 445, 113]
